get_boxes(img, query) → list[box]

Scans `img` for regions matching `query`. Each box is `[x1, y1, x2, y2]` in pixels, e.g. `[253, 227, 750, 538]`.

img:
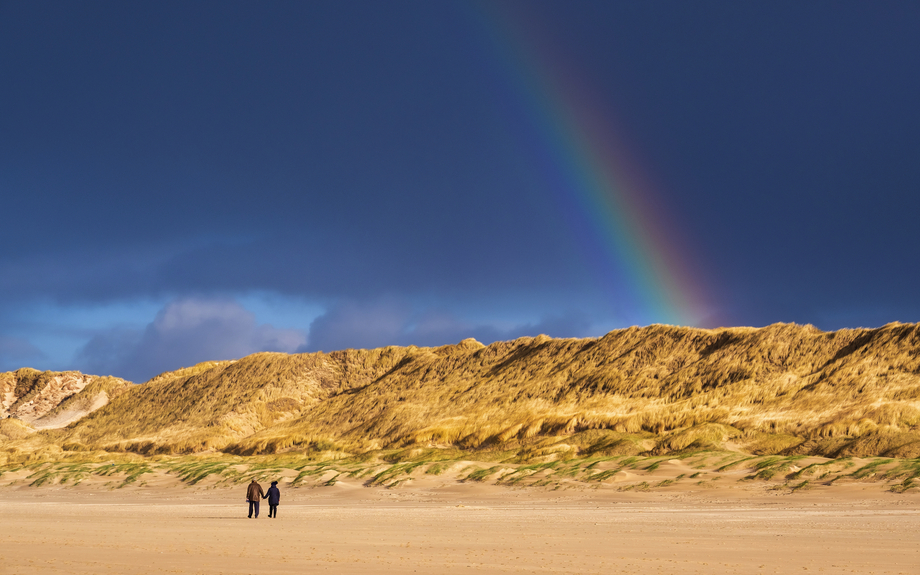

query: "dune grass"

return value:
[3, 449, 920, 492]
[13, 459, 153, 488]
[4, 323, 920, 469]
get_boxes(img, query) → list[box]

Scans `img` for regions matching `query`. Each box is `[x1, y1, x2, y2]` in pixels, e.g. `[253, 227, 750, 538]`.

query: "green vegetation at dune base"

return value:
[2, 449, 920, 493]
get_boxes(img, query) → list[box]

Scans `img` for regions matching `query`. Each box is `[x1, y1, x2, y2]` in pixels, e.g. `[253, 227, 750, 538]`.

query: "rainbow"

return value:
[474, 4, 710, 327]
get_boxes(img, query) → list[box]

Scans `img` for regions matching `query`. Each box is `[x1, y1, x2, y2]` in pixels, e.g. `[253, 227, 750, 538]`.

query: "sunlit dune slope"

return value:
[230, 323, 920, 458]
[8, 322, 920, 459]
[56, 348, 415, 453]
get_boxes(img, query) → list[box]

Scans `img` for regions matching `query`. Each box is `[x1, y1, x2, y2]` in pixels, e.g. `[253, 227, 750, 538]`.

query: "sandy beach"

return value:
[2, 476, 919, 575]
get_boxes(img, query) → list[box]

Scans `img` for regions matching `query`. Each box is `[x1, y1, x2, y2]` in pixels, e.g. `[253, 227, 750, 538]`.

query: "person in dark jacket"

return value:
[265, 481, 281, 518]
[246, 479, 265, 518]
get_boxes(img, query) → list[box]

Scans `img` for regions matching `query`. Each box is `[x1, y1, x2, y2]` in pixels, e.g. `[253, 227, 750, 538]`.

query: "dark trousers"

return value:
[268, 504, 278, 518]
[248, 500, 260, 518]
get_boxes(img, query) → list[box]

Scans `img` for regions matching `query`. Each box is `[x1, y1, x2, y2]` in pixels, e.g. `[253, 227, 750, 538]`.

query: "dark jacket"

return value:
[246, 481, 265, 502]
[266, 485, 280, 505]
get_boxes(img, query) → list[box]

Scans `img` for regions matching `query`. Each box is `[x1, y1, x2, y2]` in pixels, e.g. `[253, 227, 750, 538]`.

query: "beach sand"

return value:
[2, 473, 919, 575]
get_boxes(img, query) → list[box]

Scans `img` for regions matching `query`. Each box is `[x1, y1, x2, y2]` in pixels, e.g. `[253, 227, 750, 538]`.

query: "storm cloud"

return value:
[2, 3, 920, 379]
[76, 298, 306, 382]
[0, 335, 45, 368]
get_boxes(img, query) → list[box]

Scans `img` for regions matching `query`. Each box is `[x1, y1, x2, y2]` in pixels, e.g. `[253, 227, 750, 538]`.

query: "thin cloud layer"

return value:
[76, 298, 306, 382]
[304, 298, 595, 352]
[68, 296, 595, 380]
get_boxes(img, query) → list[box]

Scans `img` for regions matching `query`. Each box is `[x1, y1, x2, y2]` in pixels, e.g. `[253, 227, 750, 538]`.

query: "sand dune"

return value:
[4, 322, 920, 464]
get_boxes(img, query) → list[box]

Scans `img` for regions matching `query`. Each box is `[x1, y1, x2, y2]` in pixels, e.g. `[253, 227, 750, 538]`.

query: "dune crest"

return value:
[3, 322, 920, 460]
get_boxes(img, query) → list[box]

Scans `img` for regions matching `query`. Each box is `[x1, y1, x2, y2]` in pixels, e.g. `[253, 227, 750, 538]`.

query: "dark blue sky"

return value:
[2, 1, 918, 381]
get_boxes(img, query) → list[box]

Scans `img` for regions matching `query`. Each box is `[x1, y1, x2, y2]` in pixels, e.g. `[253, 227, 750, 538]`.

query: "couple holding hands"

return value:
[246, 479, 280, 518]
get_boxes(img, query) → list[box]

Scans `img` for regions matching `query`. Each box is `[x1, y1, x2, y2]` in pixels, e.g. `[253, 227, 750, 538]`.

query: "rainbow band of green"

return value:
[476, 3, 708, 326]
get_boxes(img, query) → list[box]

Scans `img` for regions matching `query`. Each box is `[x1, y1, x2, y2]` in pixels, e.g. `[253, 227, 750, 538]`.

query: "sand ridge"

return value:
[6, 322, 920, 460]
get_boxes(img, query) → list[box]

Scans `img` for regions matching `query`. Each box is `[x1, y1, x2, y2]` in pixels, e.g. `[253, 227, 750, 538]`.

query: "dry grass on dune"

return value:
[5, 448, 920, 494]
[4, 322, 920, 461]
[233, 323, 920, 458]
[0, 418, 35, 442]
[56, 346, 416, 454]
